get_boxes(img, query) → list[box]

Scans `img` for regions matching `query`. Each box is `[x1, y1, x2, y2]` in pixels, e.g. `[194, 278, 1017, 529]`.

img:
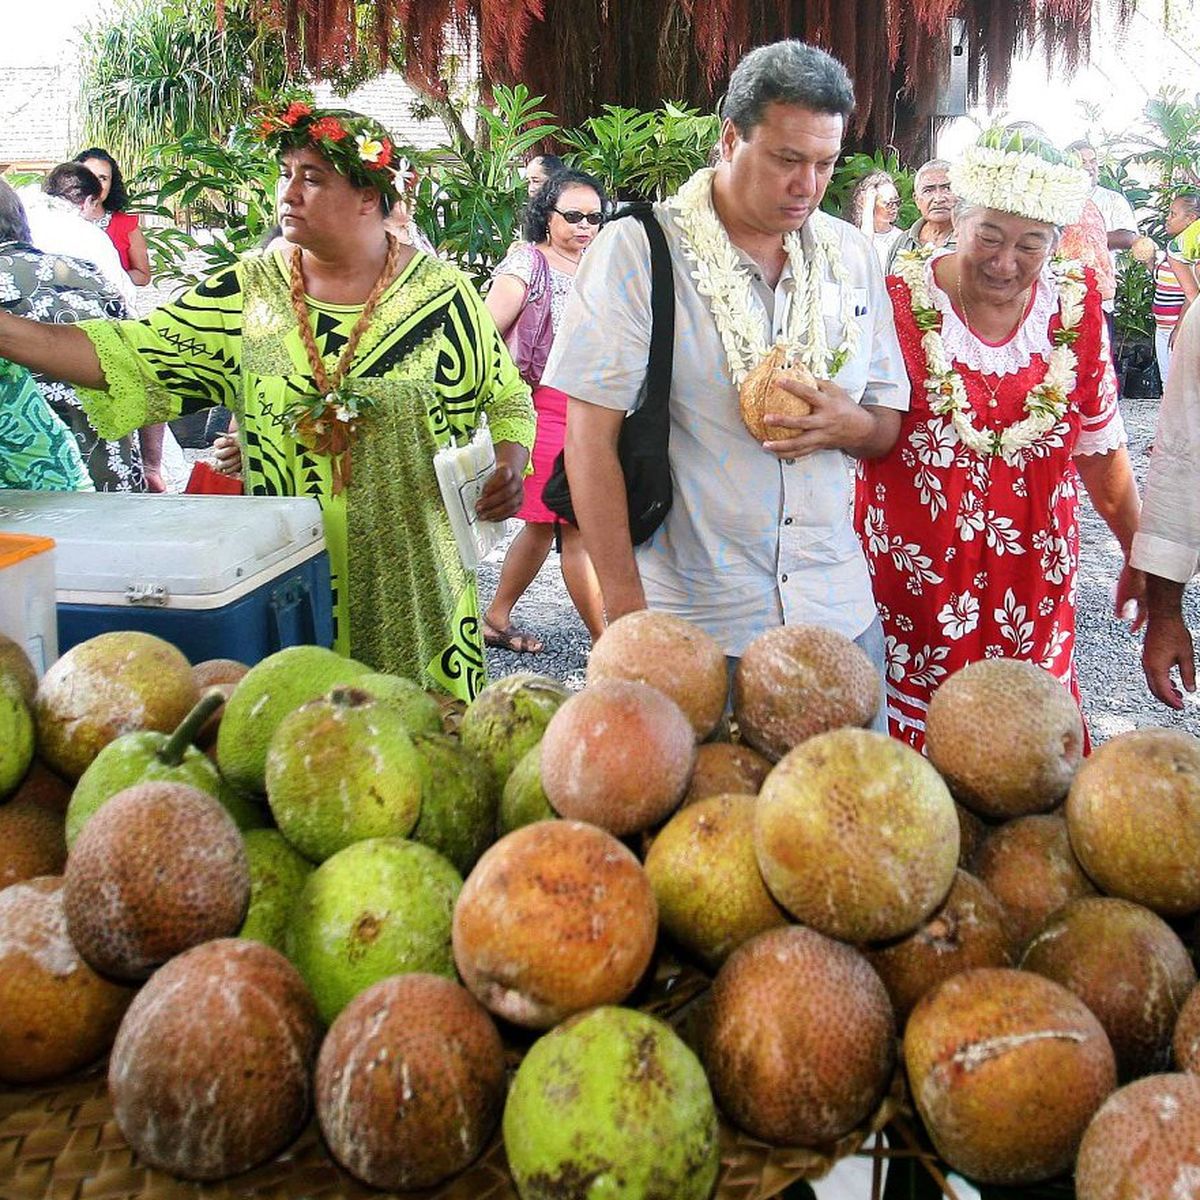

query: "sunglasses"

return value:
[553, 208, 603, 226]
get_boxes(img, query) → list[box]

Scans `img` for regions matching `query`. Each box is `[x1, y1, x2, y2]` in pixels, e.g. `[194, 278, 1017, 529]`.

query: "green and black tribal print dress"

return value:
[76, 249, 535, 701]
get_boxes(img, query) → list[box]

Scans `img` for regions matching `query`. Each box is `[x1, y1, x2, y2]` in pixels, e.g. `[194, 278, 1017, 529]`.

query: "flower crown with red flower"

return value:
[253, 94, 418, 203]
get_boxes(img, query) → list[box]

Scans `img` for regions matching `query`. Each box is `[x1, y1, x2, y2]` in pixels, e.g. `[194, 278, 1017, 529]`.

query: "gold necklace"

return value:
[955, 273, 1030, 412]
[284, 233, 400, 493]
[541, 241, 581, 271]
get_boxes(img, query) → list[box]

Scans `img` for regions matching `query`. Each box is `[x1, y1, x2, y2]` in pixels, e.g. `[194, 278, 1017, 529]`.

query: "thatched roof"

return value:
[250, 0, 1103, 148]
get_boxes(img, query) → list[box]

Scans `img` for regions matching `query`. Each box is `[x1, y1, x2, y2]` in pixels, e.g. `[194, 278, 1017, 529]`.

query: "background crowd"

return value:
[1, 45, 1199, 731]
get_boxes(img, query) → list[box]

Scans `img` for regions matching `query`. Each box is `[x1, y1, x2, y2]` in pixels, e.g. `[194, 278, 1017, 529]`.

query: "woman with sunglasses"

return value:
[846, 170, 904, 270]
[482, 169, 607, 653]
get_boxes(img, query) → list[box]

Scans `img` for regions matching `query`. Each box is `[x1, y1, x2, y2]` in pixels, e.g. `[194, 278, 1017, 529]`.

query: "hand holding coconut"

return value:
[741, 348, 898, 460]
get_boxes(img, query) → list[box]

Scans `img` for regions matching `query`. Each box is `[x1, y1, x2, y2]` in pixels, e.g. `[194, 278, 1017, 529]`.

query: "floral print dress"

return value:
[855, 256, 1123, 750]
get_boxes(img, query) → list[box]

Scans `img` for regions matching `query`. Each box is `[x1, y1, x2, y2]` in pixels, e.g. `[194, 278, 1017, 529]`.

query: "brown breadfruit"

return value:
[865, 870, 1014, 1023]
[452, 820, 657, 1028]
[905, 967, 1117, 1185]
[1020, 896, 1196, 1081]
[738, 345, 815, 442]
[954, 802, 988, 867]
[8, 760, 73, 813]
[733, 625, 880, 762]
[971, 813, 1097, 949]
[317, 974, 505, 1190]
[0, 876, 135, 1084]
[1075, 1074, 1200, 1200]
[586, 610, 727, 740]
[34, 631, 198, 780]
[925, 659, 1084, 819]
[645, 793, 789, 969]
[701, 925, 895, 1145]
[0, 798, 66, 888]
[191, 658, 248, 747]
[755, 729, 959, 942]
[1174, 984, 1200, 1073]
[108, 938, 320, 1181]
[540, 678, 696, 835]
[1066, 728, 1200, 915]
[64, 781, 250, 980]
[683, 742, 773, 805]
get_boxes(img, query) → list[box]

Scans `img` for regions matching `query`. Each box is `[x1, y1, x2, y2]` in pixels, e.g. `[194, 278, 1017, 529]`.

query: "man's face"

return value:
[915, 169, 955, 225]
[719, 102, 843, 236]
[1076, 146, 1100, 188]
[278, 148, 375, 249]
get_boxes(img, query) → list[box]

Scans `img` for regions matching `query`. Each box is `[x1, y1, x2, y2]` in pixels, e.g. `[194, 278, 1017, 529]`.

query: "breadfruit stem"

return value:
[158, 692, 225, 766]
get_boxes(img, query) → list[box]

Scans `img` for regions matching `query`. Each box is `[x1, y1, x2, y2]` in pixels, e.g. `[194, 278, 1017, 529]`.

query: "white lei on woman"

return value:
[892, 246, 1087, 465]
[668, 168, 860, 385]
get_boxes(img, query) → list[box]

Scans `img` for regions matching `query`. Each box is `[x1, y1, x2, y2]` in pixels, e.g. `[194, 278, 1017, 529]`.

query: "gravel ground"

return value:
[478, 395, 1200, 743]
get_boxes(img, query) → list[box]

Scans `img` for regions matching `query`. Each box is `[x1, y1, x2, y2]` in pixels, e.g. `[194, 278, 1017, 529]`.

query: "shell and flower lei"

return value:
[668, 168, 861, 386]
[892, 245, 1087, 464]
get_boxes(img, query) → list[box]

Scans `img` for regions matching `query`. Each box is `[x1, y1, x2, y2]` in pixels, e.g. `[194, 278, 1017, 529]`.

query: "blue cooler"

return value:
[0, 492, 332, 666]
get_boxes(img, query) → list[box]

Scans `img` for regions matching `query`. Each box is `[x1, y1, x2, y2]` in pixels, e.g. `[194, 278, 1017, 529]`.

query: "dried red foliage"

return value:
[250, 0, 1099, 149]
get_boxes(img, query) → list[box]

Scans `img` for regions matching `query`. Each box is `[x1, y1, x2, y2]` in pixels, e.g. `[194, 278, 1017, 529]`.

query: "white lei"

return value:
[668, 168, 860, 385]
[892, 247, 1087, 464]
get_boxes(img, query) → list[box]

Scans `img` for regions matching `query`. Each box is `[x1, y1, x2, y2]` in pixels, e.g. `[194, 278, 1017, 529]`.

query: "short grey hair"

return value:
[0, 178, 32, 243]
[722, 41, 855, 133]
[914, 159, 952, 191]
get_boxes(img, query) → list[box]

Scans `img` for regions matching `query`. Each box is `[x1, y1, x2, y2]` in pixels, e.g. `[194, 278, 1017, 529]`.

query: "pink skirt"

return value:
[517, 384, 568, 524]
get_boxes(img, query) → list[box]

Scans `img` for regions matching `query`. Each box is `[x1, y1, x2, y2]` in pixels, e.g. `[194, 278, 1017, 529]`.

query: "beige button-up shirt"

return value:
[542, 199, 910, 656]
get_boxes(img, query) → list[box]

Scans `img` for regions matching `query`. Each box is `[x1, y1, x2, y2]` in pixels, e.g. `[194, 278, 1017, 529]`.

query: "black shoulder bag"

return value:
[541, 203, 675, 545]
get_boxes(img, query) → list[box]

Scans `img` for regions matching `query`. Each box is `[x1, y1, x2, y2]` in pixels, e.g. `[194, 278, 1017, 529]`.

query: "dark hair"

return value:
[74, 147, 129, 212]
[1065, 138, 1094, 155]
[722, 40, 854, 134]
[0, 178, 32, 243]
[43, 162, 102, 208]
[1174, 191, 1200, 218]
[522, 169, 606, 244]
[528, 153, 566, 176]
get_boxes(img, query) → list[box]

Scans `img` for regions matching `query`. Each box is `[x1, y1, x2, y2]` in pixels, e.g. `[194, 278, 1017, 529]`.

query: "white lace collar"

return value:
[925, 251, 1059, 376]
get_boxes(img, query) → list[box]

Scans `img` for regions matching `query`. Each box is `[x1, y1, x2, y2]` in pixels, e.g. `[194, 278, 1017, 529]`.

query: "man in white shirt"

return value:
[543, 41, 909, 706]
[1135, 302, 1200, 708]
[1066, 141, 1139, 316]
[20, 164, 138, 313]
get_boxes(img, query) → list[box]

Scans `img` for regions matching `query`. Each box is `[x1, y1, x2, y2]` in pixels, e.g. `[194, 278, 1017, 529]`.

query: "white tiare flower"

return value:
[937, 592, 981, 640]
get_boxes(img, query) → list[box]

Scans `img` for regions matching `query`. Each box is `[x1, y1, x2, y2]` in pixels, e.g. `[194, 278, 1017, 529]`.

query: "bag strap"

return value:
[609, 203, 674, 432]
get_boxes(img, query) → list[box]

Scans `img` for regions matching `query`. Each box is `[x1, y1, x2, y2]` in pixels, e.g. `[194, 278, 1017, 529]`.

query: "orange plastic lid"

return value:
[0, 534, 56, 569]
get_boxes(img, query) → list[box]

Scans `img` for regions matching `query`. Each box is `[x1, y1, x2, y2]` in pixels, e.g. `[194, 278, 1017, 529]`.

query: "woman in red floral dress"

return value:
[856, 132, 1143, 749]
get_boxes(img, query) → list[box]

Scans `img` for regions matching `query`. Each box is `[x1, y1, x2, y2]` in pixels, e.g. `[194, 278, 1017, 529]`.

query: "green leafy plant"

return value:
[560, 102, 718, 201]
[78, 0, 290, 173]
[412, 84, 559, 282]
[130, 127, 279, 283]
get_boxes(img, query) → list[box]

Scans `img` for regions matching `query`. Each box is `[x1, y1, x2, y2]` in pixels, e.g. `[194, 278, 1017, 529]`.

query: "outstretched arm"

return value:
[0, 311, 105, 389]
[1075, 446, 1145, 630]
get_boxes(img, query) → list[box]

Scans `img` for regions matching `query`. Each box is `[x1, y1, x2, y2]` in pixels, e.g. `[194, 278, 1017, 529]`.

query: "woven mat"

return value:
[0, 957, 904, 1200]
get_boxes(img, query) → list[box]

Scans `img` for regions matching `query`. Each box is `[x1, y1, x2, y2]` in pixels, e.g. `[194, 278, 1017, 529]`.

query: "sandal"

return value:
[482, 619, 544, 654]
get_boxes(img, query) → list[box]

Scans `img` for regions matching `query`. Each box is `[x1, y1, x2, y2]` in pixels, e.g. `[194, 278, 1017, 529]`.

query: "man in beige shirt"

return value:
[543, 40, 909, 700]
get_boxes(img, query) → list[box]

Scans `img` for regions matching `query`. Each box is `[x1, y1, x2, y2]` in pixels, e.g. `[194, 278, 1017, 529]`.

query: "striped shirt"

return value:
[1153, 254, 1187, 330]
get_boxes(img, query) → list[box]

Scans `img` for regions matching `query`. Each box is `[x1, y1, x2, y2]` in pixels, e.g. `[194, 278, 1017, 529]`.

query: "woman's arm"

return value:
[126, 222, 152, 287]
[483, 273, 530, 340]
[1075, 446, 1145, 627]
[0, 311, 104, 388]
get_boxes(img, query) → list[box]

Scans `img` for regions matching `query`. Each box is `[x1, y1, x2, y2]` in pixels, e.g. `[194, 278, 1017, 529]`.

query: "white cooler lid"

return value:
[0, 493, 325, 598]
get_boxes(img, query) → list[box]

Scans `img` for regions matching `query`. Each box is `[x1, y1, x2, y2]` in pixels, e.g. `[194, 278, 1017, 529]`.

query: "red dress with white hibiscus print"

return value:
[855, 256, 1123, 750]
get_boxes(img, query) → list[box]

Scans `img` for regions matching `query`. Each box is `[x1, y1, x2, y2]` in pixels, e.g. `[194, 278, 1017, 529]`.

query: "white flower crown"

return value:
[949, 145, 1091, 228]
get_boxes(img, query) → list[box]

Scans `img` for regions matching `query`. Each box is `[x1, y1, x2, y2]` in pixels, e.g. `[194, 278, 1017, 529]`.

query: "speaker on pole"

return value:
[934, 19, 969, 117]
